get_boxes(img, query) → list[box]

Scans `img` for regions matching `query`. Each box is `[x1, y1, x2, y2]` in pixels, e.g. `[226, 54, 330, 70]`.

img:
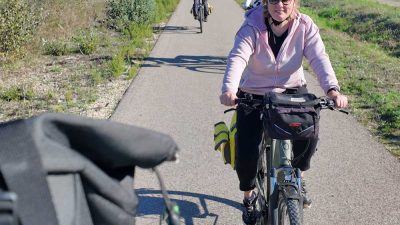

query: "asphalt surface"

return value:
[378, 0, 400, 7]
[111, 0, 400, 224]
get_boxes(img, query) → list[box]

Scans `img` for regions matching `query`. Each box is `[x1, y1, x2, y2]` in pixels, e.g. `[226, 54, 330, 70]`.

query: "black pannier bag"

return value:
[0, 113, 179, 225]
[263, 92, 321, 140]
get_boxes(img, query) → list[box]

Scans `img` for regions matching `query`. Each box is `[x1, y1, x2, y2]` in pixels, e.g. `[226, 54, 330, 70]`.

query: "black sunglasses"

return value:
[268, 0, 293, 5]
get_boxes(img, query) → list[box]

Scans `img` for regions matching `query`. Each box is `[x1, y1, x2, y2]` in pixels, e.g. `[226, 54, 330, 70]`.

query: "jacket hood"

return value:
[244, 5, 267, 31]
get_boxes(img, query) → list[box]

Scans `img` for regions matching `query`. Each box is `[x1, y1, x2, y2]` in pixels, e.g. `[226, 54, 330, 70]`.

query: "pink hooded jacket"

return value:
[222, 5, 340, 95]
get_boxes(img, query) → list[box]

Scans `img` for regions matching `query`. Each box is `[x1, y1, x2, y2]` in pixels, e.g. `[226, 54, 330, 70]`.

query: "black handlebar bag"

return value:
[0, 113, 179, 225]
[263, 92, 321, 140]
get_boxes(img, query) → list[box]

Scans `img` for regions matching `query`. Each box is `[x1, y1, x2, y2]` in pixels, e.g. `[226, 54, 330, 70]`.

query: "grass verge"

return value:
[301, 4, 400, 157]
[0, 0, 180, 121]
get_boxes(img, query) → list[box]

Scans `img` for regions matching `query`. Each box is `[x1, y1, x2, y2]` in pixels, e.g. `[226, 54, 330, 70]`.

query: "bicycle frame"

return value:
[236, 94, 348, 225]
[257, 133, 303, 225]
[194, 0, 207, 33]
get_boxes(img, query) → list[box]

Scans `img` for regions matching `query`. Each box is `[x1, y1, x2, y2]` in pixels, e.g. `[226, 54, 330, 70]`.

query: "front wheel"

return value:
[255, 148, 268, 224]
[277, 192, 303, 225]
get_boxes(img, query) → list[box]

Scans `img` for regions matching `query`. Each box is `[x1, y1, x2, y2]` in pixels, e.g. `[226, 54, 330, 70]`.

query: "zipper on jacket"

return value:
[260, 31, 278, 86]
[275, 19, 298, 86]
[263, 36, 276, 63]
[268, 39, 279, 87]
[276, 19, 296, 64]
[275, 61, 280, 87]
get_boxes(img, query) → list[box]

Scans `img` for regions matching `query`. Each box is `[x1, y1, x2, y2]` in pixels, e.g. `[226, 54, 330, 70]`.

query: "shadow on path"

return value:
[136, 189, 241, 225]
[153, 26, 201, 34]
[142, 55, 227, 74]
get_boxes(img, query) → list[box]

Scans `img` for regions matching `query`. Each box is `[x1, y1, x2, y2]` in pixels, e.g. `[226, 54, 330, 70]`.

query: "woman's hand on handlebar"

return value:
[219, 91, 237, 106]
[327, 90, 348, 108]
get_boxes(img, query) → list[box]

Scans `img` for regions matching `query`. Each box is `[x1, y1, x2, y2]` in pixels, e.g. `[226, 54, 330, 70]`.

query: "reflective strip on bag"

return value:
[214, 121, 230, 165]
[213, 111, 237, 170]
[214, 122, 229, 151]
[228, 112, 237, 169]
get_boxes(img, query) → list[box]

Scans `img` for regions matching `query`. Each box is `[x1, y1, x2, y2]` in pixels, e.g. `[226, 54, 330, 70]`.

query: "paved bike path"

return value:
[111, 0, 400, 224]
[378, 0, 400, 7]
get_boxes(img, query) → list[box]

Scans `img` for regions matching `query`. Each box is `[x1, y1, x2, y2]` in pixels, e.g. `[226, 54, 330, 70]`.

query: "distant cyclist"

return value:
[192, 0, 209, 22]
[219, 0, 348, 224]
[243, 0, 262, 10]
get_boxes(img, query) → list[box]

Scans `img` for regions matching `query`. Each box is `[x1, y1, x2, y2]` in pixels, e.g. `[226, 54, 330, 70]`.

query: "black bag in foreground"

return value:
[263, 92, 321, 140]
[0, 113, 179, 225]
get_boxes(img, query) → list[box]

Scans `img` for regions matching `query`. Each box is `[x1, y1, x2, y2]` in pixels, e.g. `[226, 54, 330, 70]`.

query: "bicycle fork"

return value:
[268, 140, 303, 225]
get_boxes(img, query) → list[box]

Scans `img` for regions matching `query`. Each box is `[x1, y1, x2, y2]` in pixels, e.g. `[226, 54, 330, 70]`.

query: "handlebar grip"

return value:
[235, 98, 263, 105]
[322, 98, 349, 114]
[166, 203, 181, 225]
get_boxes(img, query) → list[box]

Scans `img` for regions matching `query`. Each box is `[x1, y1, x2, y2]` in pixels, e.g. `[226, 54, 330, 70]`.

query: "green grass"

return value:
[302, 0, 400, 57]
[43, 40, 70, 56]
[154, 0, 179, 23]
[301, 5, 400, 155]
[109, 53, 126, 78]
[0, 85, 35, 101]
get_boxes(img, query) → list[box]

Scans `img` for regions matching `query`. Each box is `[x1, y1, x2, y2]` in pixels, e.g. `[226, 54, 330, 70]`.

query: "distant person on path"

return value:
[219, 0, 348, 224]
[243, 0, 262, 10]
[192, 0, 209, 22]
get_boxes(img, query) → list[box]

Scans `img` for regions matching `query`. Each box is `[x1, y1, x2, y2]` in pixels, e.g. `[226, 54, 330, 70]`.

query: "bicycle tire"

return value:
[277, 189, 302, 225]
[198, 6, 204, 33]
[255, 147, 268, 224]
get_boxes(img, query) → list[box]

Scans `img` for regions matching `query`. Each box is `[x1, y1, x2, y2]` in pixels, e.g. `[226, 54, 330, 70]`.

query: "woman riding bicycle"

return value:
[219, 1, 348, 224]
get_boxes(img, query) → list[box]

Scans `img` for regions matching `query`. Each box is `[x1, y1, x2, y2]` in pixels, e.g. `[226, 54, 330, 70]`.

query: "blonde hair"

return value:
[263, 0, 300, 22]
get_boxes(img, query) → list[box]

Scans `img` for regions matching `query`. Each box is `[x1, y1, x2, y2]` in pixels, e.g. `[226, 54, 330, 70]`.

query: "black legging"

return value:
[235, 89, 318, 191]
[193, 0, 209, 17]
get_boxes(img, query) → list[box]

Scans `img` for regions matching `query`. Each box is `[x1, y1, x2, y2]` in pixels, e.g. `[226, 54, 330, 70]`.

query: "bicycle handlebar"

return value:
[234, 96, 349, 114]
[317, 97, 349, 114]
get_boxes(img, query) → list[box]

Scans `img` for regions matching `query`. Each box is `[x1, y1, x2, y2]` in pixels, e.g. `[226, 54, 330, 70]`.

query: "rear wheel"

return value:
[277, 191, 302, 225]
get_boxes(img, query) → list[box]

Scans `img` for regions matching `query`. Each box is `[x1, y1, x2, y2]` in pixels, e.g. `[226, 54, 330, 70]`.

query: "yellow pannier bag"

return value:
[213, 111, 237, 169]
[208, 3, 214, 14]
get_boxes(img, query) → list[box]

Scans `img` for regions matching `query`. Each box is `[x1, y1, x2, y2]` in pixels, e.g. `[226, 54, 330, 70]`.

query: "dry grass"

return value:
[25, 0, 106, 56]
[1, 0, 178, 121]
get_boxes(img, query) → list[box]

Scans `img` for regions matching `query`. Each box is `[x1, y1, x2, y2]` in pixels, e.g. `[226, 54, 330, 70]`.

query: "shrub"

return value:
[0, 0, 42, 53]
[88, 69, 103, 85]
[0, 85, 35, 101]
[106, 0, 156, 30]
[108, 53, 126, 78]
[73, 29, 99, 55]
[44, 40, 69, 56]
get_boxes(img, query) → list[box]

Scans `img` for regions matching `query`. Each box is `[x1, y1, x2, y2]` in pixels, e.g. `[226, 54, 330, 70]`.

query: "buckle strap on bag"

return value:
[0, 120, 58, 225]
[0, 192, 17, 225]
[265, 92, 320, 107]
